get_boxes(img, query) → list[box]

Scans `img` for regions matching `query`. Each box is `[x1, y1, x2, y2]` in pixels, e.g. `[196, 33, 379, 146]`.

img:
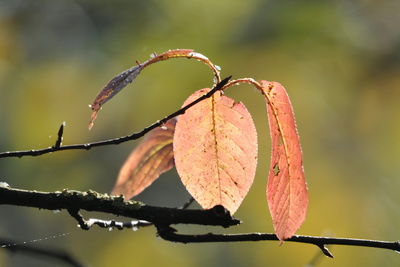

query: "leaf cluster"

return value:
[89, 49, 308, 242]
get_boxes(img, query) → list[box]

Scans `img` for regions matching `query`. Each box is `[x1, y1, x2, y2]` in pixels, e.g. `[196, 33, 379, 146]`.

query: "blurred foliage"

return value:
[0, 0, 399, 266]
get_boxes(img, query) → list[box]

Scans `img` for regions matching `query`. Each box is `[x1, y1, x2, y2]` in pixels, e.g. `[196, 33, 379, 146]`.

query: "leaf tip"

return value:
[88, 111, 98, 130]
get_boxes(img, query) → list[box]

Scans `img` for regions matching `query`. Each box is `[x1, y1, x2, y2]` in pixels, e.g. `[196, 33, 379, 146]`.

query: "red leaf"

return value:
[111, 119, 176, 199]
[260, 81, 308, 242]
[173, 89, 258, 214]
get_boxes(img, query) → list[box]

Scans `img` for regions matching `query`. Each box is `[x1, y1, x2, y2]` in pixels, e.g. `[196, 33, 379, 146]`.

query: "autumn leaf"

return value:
[260, 80, 308, 242]
[88, 65, 142, 128]
[88, 49, 221, 130]
[112, 118, 176, 199]
[173, 88, 258, 214]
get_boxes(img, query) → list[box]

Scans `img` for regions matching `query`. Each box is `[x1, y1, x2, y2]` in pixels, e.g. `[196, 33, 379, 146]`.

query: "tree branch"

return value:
[1, 186, 399, 259]
[0, 186, 240, 228]
[157, 228, 400, 258]
[0, 76, 231, 159]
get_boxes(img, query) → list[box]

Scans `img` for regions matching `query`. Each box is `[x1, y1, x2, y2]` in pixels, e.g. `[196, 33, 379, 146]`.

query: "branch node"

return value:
[180, 197, 195, 209]
[52, 122, 65, 149]
[68, 209, 90, 230]
[212, 205, 230, 217]
[319, 244, 334, 258]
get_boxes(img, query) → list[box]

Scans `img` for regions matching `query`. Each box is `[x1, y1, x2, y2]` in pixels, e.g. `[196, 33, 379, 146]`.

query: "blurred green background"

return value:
[0, 0, 399, 266]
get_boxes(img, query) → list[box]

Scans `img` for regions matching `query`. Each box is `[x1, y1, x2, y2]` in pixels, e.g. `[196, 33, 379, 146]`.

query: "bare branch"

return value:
[0, 186, 240, 228]
[1, 185, 399, 259]
[157, 227, 399, 258]
[0, 76, 231, 159]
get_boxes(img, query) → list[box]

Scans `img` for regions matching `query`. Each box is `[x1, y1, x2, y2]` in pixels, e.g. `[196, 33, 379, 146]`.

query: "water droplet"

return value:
[108, 227, 113, 231]
[214, 65, 221, 71]
[53, 209, 61, 214]
[0, 182, 10, 188]
[161, 125, 167, 130]
[85, 219, 95, 228]
[132, 226, 138, 231]
[188, 52, 209, 61]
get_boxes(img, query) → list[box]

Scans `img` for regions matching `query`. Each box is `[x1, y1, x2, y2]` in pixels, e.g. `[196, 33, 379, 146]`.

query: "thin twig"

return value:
[0, 76, 231, 159]
[180, 197, 195, 209]
[156, 228, 400, 258]
[68, 208, 151, 230]
[53, 122, 65, 149]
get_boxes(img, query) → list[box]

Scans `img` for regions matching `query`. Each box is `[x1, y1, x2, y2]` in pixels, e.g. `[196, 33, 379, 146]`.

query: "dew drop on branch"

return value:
[188, 52, 209, 61]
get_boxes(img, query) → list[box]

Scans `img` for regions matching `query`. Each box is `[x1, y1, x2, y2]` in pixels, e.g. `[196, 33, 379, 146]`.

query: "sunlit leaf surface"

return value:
[174, 88, 258, 214]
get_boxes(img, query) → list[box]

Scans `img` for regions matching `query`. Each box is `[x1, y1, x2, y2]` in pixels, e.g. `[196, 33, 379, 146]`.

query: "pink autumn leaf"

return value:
[260, 80, 308, 242]
[173, 88, 258, 214]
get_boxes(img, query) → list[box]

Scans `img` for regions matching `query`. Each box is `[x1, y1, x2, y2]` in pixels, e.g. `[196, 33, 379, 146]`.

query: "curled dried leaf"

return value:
[88, 49, 221, 129]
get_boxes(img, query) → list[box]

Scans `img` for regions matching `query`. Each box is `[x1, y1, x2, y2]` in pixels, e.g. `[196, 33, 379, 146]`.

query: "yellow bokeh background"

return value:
[1, 1, 399, 266]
